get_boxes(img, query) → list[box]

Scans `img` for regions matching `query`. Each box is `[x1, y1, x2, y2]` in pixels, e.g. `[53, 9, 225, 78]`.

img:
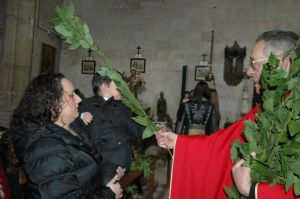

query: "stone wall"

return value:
[1, 0, 300, 127]
[60, 0, 300, 127]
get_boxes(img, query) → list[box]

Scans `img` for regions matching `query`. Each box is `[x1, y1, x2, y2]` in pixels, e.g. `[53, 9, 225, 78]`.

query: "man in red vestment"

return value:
[155, 30, 299, 199]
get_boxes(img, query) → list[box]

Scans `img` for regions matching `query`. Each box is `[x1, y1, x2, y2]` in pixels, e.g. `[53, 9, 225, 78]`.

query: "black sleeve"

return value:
[248, 183, 257, 199]
[124, 112, 145, 139]
[25, 148, 85, 198]
[96, 186, 115, 199]
[175, 103, 185, 134]
[119, 102, 145, 139]
[205, 105, 219, 135]
[24, 141, 114, 199]
[73, 97, 95, 135]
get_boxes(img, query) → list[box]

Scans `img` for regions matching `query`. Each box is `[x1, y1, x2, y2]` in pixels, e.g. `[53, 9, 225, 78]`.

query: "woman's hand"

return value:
[155, 129, 177, 149]
[106, 174, 123, 199]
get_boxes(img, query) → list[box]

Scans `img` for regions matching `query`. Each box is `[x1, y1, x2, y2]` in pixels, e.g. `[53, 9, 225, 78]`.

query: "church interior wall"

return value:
[1, 0, 300, 128]
[60, 0, 300, 127]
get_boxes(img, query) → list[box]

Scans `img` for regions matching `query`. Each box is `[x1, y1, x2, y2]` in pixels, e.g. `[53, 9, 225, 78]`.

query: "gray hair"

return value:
[256, 30, 298, 56]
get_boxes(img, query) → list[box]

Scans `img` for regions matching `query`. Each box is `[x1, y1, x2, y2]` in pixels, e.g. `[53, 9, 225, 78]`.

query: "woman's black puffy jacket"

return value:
[9, 120, 114, 199]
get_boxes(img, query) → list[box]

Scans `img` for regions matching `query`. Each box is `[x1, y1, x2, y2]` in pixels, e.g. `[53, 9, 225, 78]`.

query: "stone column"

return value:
[0, 0, 36, 127]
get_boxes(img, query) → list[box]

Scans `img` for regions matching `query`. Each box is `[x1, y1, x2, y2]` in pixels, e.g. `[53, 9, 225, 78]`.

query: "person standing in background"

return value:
[176, 81, 218, 135]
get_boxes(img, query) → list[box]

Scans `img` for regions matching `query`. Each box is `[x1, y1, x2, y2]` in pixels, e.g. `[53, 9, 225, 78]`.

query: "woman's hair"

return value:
[209, 88, 221, 123]
[12, 73, 65, 124]
[192, 81, 210, 105]
[92, 73, 112, 95]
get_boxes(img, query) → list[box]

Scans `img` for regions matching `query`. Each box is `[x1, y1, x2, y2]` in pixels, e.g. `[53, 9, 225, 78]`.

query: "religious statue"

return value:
[123, 69, 144, 99]
[157, 91, 167, 122]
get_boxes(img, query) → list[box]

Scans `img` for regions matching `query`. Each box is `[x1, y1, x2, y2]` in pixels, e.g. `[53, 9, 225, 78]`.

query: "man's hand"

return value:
[155, 129, 177, 149]
[81, 112, 93, 125]
[232, 159, 252, 197]
[106, 174, 123, 199]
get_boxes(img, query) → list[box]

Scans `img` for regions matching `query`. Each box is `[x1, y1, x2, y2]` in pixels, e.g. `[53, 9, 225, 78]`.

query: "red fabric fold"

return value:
[257, 183, 300, 199]
[170, 107, 257, 199]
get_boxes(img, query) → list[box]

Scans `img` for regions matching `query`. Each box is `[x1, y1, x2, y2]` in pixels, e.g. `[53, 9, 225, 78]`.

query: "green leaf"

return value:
[244, 129, 256, 143]
[83, 23, 90, 34]
[79, 39, 91, 49]
[294, 179, 300, 196]
[251, 160, 273, 179]
[287, 78, 299, 90]
[54, 24, 73, 37]
[131, 116, 149, 127]
[261, 65, 269, 89]
[288, 161, 300, 176]
[280, 152, 288, 176]
[286, 171, 294, 191]
[49, 18, 62, 26]
[291, 59, 300, 76]
[224, 186, 238, 199]
[58, 4, 75, 19]
[231, 141, 239, 161]
[268, 52, 280, 68]
[288, 120, 300, 136]
[263, 98, 273, 112]
[142, 126, 154, 139]
[69, 43, 80, 50]
[293, 100, 300, 112]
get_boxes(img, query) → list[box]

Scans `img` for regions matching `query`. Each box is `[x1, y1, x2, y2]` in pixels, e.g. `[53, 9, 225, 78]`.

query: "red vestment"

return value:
[171, 107, 300, 199]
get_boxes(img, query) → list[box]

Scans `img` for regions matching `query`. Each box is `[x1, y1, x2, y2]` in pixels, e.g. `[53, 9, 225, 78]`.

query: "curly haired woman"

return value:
[8, 73, 122, 199]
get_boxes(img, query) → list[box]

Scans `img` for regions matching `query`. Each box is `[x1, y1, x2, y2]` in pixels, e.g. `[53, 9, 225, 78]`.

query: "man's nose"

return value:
[75, 94, 82, 104]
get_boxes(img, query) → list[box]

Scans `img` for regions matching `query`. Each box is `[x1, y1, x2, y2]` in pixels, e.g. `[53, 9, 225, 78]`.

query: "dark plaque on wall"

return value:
[224, 41, 246, 86]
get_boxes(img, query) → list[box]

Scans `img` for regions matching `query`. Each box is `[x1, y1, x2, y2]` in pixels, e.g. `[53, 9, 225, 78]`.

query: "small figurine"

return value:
[157, 91, 167, 122]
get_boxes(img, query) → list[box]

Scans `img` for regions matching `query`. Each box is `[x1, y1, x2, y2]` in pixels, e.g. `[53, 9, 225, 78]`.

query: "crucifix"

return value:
[201, 53, 207, 62]
[86, 48, 93, 60]
[136, 46, 141, 54]
[134, 46, 143, 58]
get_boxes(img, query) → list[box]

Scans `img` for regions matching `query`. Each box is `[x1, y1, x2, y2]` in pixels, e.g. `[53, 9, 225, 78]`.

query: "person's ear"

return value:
[281, 57, 291, 73]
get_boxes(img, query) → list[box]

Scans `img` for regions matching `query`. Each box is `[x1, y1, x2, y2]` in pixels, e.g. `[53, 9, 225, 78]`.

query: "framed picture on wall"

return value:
[195, 65, 209, 81]
[130, 58, 146, 73]
[82, 60, 96, 74]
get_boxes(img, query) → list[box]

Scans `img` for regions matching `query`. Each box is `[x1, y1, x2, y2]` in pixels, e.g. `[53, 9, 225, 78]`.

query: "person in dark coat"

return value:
[8, 73, 122, 199]
[176, 81, 218, 135]
[77, 72, 145, 186]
